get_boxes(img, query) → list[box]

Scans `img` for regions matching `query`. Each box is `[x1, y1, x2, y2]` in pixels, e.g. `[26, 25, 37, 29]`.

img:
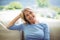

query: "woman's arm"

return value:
[7, 13, 22, 28]
[40, 23, 50, 40]
[43, 24, 50, 40]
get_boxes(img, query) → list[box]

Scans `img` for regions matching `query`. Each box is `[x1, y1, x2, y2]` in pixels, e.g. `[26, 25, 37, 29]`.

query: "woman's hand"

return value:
[19, 12, 24, 18]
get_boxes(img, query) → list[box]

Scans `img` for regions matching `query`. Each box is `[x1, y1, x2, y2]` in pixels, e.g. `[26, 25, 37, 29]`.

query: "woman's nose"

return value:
[29, 15, 32, 17]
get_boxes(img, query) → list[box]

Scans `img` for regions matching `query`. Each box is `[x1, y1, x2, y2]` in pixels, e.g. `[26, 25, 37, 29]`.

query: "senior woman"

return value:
[7, 8, 50, 40]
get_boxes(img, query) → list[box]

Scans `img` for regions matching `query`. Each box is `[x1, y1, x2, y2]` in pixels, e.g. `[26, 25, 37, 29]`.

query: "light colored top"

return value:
[9, 23, 50, 40]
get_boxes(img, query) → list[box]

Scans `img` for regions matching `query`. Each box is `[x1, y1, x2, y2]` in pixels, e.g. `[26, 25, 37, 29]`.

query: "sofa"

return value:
[0, 23, 23, 40]
[0, 17, 60, 40]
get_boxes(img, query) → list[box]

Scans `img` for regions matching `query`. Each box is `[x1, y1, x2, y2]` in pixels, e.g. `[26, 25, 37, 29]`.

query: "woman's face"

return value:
[24, 9, 36, 24]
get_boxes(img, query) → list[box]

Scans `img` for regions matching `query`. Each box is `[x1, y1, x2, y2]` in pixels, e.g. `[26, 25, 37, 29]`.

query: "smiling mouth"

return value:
[29, 15, 35, 20]
[29, 17, 34, 20]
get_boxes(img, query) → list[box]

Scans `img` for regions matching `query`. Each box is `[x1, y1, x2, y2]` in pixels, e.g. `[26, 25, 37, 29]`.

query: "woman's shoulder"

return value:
[38, 22, 48, 28]
[18, 23, 27, 27]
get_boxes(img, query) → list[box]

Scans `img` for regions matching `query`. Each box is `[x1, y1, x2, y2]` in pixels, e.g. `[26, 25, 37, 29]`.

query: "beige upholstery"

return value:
[0, 23, 8, 30]
[0, 23, 23, 40]
[48, 22, 60, 40]
[0, 21, 60, 40]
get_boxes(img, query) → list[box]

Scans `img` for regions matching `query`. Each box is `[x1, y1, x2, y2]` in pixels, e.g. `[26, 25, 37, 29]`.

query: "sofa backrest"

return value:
[47, 21, 60, 40]
[0, 19, 60, 40]
[0, 23, 23, 40]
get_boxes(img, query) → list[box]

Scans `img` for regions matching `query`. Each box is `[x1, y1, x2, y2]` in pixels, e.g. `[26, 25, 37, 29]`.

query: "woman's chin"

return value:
[30, 20, 35, 24]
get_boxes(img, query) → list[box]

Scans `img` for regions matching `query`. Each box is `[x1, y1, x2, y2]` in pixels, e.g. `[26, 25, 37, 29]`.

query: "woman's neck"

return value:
[30, 20, 39, 24]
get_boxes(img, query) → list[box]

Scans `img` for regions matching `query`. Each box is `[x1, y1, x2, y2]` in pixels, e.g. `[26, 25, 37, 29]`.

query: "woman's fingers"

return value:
[20, 13, 24, 20]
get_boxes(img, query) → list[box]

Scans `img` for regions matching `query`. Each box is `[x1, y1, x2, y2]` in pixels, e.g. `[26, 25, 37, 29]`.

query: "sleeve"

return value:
[43, 23, 50, 40]
[8, 24, 23, 31]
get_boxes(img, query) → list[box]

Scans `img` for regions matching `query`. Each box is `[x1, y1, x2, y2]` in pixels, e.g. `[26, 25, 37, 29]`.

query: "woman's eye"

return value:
[30, 12, 32, 14]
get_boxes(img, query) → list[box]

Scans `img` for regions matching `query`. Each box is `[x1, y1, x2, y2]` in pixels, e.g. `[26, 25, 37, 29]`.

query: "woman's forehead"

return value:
[23, 8, 35, 14]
